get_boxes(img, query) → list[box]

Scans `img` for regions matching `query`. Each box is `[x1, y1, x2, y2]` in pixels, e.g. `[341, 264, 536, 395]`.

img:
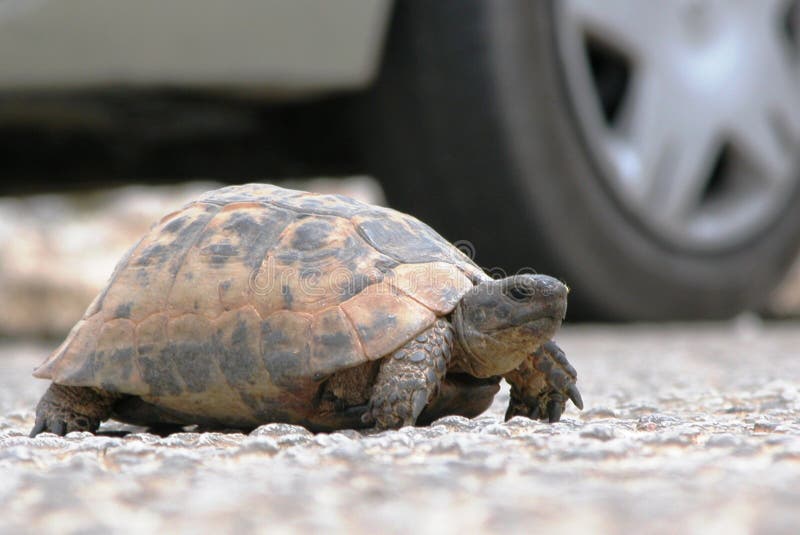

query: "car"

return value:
[2, 0, 800, 320]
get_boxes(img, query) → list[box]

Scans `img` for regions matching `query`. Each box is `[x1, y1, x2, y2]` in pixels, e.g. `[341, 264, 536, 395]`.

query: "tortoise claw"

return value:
[547, 397, 564, 423]
[29, 413, 68, 437]
[29, 418, 46, 438]
[51, 420, 67, 436]
[360, 402, 375, 425]
[411, 390, 429, 420]
[567, 384, 584, 410]
[545, 341, 577, 378]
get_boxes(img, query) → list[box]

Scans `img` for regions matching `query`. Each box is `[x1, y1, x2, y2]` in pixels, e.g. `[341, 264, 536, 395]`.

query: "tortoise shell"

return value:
[34, 184, 488, 426]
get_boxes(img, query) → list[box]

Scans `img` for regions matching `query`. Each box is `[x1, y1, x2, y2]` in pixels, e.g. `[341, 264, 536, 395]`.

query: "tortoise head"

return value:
[452, 274, 567, 377]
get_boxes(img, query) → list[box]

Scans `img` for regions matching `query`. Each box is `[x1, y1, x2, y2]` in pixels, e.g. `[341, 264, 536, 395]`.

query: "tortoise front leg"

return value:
[30, 383, 120, 437]
[504, 340, 583, 423]
[363, 319, 453, 430]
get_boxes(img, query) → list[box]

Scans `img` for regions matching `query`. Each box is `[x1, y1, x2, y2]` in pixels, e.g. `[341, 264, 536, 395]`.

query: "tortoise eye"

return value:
[506, 286, 533, 302]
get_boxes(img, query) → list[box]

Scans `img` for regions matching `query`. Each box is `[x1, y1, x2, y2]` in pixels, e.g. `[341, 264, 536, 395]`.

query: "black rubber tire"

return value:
[355, 0, 800, 320]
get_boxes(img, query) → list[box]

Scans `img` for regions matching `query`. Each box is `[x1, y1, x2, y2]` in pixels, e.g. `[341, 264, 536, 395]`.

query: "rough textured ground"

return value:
[1, 320, 799, 534]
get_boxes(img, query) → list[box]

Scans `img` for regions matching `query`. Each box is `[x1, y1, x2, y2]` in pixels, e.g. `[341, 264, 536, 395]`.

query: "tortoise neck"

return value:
[449, 304, 491, 377]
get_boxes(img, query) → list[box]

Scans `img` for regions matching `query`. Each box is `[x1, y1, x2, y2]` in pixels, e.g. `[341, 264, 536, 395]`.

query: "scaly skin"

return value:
[364, 319, 453, 429]
[504, 341, 583, 423]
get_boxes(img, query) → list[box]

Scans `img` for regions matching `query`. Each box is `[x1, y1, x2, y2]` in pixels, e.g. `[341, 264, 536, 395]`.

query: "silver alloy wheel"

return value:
[554, 0, 800, 250]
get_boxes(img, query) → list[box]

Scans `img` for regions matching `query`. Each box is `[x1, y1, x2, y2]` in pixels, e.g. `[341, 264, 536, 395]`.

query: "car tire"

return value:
[355, 0, 800, 320]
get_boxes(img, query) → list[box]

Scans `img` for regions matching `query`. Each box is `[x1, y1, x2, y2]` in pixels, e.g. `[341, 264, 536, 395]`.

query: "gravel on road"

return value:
[1, 321, 799, 534]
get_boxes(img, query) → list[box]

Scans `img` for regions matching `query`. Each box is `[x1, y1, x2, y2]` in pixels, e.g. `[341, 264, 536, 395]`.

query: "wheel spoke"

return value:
[612, 66, 722, 221]
[606, 69, 674, 205]
[562, 0, 668, 58]
[770, 82, 800, 151]
[736, 115, 794, 183]
[761, 31, 800, 152]
[653, 131, 719, 222]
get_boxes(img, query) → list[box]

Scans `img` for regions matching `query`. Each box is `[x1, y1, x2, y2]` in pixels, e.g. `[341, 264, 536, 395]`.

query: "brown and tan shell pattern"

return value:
[34, 184, 488, 425]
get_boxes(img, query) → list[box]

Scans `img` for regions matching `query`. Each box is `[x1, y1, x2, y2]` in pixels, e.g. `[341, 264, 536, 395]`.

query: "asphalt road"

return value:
[1, 320, 799, 534]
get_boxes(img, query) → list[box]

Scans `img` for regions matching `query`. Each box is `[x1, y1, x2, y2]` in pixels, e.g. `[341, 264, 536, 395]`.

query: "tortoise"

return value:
[30, 183, 582, 436]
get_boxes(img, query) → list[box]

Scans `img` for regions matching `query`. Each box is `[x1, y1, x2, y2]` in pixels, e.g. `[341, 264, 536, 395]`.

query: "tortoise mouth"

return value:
[520, 315, 562, 339]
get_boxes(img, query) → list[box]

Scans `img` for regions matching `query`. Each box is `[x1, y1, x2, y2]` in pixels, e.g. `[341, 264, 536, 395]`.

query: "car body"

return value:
[0, 0, 391, 93]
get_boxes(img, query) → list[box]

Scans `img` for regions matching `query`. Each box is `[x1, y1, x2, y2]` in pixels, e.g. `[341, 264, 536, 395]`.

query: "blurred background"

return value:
[3, 0, 800, 340]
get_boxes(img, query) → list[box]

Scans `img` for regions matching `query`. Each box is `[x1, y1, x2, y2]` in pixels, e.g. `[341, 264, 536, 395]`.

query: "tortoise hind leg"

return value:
[30, 383, 120, 437]
[364, 319, 453, 430]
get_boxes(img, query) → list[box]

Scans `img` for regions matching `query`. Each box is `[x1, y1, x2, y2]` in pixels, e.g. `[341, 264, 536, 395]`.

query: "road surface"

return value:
[1, 320, 799, 534]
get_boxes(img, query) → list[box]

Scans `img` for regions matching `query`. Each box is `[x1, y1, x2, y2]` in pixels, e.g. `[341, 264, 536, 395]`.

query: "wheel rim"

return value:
[554, 0, 800, 250]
